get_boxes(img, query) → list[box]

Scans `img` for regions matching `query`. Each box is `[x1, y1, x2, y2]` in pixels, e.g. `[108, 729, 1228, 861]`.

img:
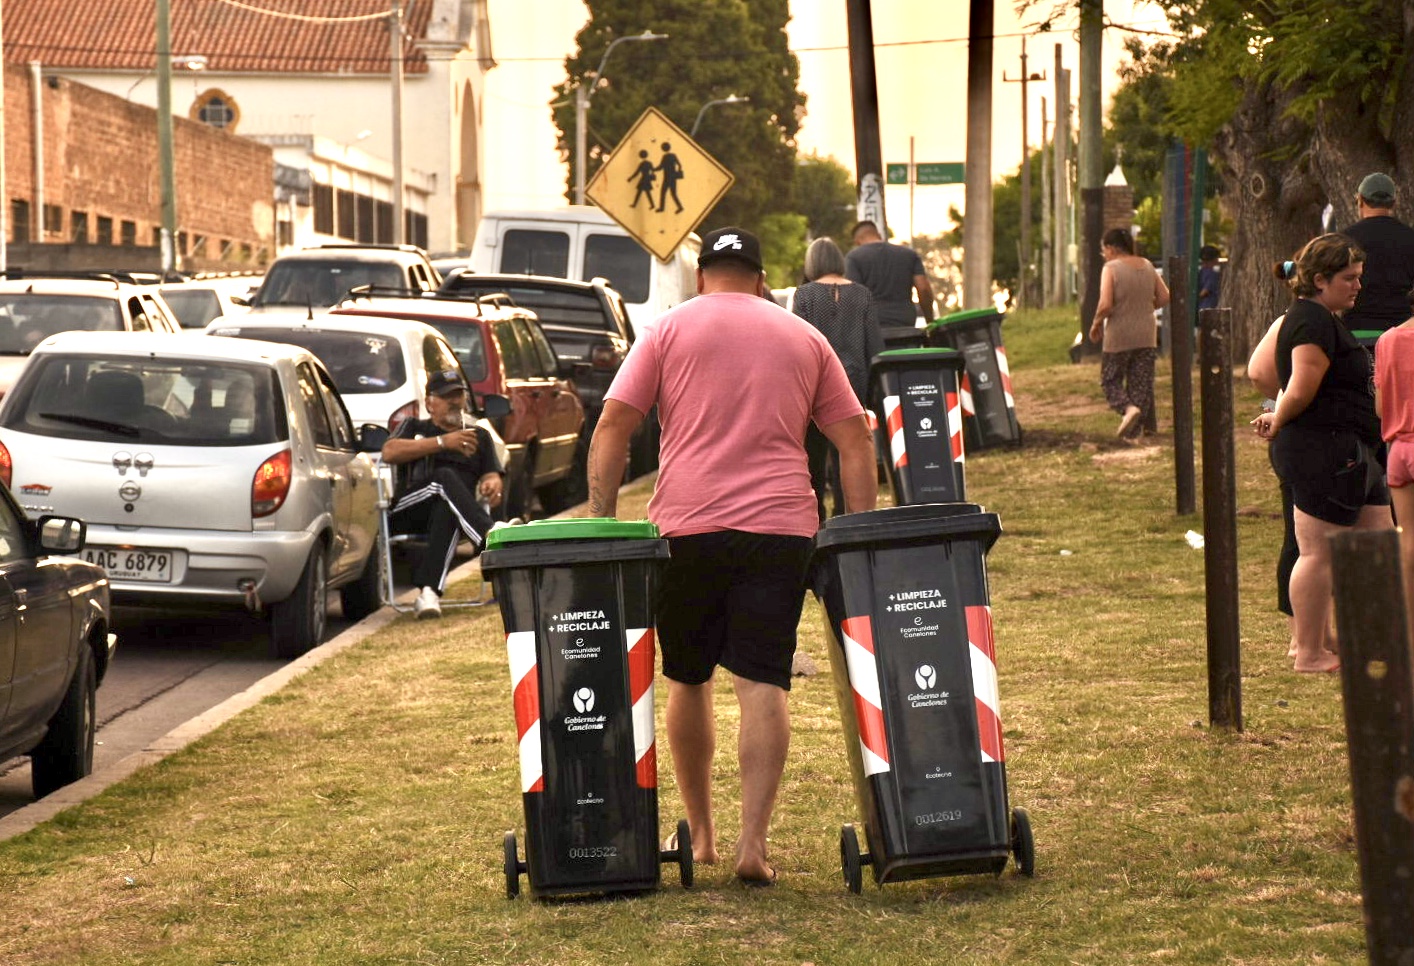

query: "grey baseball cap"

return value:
[1358, 172, 1397, 207]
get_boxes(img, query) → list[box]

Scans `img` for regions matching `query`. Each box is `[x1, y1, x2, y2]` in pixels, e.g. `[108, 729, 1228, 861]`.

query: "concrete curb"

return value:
[0, 554, 489, 844]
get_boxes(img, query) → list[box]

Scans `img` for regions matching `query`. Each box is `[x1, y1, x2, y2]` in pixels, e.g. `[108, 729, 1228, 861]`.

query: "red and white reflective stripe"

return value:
[965, 605, 1005, 763]
[626, 626, 657, 789]
[841, 615, 890, 775]
[947, 389, 965, 463]
[958, 372, 976, 417]
[507, 630, 544, 792]
[883, 395, 908, 469]
[996, 346, 1015, 409]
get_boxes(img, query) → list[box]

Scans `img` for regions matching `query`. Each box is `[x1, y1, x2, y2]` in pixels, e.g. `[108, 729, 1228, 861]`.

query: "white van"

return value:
[468, 206, 699, 337]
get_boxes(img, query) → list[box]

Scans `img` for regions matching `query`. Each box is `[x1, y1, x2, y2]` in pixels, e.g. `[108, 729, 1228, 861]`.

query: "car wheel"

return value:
[31, 643, 96, 799]
[269, 547, 329, 660]
[339, 544, 382, 623]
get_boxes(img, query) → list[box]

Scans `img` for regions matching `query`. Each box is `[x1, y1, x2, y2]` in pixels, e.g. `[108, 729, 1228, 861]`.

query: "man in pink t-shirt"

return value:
[588, 226, 877, 886]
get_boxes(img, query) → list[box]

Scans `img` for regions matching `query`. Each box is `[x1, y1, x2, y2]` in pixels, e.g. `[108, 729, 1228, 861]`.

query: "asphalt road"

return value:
[0, 596, 354, 818]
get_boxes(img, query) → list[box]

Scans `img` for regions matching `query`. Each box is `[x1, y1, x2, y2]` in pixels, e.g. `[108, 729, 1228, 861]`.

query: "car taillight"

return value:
[389, 401, 419, 433]
[0, 440, 11, 490]
[252, 449, 293, 517]
[590, 344, 622, 370]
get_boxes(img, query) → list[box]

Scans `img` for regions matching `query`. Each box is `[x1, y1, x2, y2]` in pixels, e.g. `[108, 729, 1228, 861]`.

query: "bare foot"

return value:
[1293, 653, 1340, 674]
[733, 858, 776, 884]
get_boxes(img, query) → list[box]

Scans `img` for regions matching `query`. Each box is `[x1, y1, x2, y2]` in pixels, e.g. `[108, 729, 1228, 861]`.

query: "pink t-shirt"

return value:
[1375, 324, 1414, 442]
[606, 292, 864, 538]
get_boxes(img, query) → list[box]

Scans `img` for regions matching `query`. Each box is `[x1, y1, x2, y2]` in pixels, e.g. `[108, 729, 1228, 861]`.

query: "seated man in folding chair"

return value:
[381, 368, 505, 619]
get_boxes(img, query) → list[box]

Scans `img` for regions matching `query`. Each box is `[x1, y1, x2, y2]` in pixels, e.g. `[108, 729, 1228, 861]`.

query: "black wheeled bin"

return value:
[480, 519, 692, 899]
[925, 308, 1021, 451]
[810, 503, 1034, 893]
[869, 348, 968, 506]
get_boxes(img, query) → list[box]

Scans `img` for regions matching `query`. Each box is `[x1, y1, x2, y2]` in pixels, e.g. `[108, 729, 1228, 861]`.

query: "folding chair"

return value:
[374, 456, 494, 612]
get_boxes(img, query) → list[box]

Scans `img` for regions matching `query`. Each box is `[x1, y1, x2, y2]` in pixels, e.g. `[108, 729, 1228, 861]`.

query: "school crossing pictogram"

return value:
[586, 107, 735, 261]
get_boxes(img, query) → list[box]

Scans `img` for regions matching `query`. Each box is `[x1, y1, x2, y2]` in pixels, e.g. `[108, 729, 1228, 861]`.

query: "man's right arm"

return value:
[821, 413, 878, 515]
[587, 400, 645, 518]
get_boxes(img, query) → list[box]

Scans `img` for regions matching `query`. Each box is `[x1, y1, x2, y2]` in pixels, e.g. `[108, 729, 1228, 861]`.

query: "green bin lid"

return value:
[483, 517, 660, 551]
[871, 347, 966, 371]
[1350, 329, 1382, 341]
[927, 306, 1005, 330]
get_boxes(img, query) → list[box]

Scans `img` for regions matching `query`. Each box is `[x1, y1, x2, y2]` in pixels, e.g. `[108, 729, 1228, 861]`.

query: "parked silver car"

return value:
[0, 332, 382, 658]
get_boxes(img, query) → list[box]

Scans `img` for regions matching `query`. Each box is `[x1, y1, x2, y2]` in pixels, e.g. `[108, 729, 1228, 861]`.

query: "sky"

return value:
[480, 0, 1173, 239]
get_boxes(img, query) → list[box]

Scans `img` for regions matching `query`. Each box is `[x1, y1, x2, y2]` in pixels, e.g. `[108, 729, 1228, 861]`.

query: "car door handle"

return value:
[14, 588, 26, 606]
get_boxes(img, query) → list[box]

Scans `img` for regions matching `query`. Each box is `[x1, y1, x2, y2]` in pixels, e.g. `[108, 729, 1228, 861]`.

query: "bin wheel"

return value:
[675, 818, 694, 888]
[503, 830, 521, 899]
[840, 824, 863, 894]
[1011, 807, 1035, 877]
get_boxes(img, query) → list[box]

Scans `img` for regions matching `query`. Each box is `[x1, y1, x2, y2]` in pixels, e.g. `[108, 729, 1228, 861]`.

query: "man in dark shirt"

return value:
[381, 368, 504, 619]
[1343, 172, 1414, 351]
[843, 221, 935, 345]
[1197, 245, 1221, 311]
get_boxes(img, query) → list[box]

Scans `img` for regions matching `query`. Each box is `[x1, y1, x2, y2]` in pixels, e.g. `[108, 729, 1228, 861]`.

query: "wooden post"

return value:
[1170, 255, 1195, 515]
[1198, 307, 1241, 730]
[1329, 529, 1414, 964]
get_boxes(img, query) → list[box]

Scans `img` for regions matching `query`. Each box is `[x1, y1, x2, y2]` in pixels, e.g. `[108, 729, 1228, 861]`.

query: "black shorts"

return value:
[1272, 425, 1389, 527]
[656, 530, 813, 690]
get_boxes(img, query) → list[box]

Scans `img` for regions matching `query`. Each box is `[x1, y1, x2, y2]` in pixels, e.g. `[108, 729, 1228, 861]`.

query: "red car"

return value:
[329, 292, 585, 518]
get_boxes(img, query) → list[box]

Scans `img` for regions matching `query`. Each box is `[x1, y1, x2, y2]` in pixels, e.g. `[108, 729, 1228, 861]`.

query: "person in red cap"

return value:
[381, 368, 505, 618]
[588, 226, 878, 886]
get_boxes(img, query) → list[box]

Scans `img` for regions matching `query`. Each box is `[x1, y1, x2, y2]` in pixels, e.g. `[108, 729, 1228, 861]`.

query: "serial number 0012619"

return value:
[914, 810, 964, 826]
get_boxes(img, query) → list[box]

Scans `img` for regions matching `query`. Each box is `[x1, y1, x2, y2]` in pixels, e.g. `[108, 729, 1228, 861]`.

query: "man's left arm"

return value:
[910, 250, 934, 321]
[821, 414, 878, 514]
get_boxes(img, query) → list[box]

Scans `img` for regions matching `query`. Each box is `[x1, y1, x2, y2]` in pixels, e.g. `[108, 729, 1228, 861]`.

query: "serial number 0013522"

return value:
[568, 846, 618, 859]
[914, 810, 964, 826]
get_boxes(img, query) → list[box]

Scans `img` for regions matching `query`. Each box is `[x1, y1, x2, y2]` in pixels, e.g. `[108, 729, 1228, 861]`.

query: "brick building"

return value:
[2, 62, 274, 273]
[7, 0, 494, 260]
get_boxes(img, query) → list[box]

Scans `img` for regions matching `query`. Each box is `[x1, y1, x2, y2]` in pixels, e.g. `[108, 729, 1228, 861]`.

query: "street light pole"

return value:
[573, 30, 667, 206]
[390, 0, 405, 244]
[157, 0, 177, 273]
[690, 94, 749, 138]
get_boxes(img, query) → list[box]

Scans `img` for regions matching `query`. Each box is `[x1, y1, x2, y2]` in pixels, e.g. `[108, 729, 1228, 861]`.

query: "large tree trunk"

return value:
[1211, 80, 1324, 361]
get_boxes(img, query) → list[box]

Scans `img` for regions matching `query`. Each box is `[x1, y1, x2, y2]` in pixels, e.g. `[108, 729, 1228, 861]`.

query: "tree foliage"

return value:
[551, 0, 805, 239]
[1119, 0, 1414, 354]
[792, 153, 858, 250]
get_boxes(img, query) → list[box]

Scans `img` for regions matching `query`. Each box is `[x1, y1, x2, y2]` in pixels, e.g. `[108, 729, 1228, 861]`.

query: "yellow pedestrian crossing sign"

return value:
[586, 107, 735, 262]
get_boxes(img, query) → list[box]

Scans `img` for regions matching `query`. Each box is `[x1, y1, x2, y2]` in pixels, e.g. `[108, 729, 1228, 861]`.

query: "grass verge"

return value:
[0, 306, 1363, 965]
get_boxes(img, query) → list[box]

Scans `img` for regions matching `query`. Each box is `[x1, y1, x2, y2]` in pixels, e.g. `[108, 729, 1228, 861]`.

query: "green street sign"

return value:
[886, 163, 909, 185]
[916, 162, 965, 185]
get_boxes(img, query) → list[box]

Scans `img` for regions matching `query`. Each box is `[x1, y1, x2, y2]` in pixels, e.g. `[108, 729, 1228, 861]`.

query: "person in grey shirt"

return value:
[843, 221, 935, 342]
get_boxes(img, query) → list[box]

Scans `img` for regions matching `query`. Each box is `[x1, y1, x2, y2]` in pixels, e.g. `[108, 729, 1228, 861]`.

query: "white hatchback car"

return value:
[0, 332, 382, 658]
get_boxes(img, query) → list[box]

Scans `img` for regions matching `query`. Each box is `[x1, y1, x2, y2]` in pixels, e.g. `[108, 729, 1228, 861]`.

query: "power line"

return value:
[214, 0, 390, 23]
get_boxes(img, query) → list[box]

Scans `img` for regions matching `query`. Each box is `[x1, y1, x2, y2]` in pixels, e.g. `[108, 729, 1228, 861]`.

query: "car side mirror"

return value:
[358, 423, 390, 452]
[479, 394, 511, 420]
[38, 515, 86, 554]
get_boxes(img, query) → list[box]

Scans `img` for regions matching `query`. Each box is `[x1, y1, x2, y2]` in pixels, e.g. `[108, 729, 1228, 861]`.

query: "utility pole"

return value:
[390, 0, 405, 244]
[1052, 45, 1071, 305]
[963, 0, 994, 310]
[157, 0, 177, 273]
[1040, 95, 1049, 307]
[845, 0, 886, 234]
[1077, 0, 1104, 355]
[1003, 36, 1044, 310]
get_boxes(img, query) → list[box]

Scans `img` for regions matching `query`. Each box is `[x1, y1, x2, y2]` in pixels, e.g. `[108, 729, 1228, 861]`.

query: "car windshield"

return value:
[2, 355, 285, 445]
[0, 295, 124, 354]
[159, 287, 223, 329]
[221, 327, 407, 395]
[254, 261, 405, 308]
[424, 322, 488, 382]
[583, 234, 651, 303]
